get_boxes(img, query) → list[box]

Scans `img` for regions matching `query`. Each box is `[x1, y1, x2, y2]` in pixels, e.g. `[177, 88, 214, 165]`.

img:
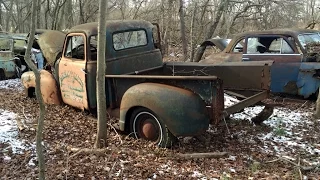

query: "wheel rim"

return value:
[133, 111, 163, 145]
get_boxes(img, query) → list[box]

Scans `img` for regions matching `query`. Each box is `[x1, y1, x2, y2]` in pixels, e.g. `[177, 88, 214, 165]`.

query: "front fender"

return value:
[21, 70, 62, 105]
[120, 83, 210, 137]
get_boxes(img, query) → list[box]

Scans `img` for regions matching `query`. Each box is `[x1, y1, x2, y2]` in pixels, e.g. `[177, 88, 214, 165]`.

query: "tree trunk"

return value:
[24, 0, 46, 179]
[193, 0, 230, 62]
[189, 2, 197, 62]
[179, 0, 188, 61]
[95, 0, 108, 148]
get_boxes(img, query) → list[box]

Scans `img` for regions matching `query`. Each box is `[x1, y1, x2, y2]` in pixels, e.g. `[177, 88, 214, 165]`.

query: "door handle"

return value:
[242, 57, 250, 61]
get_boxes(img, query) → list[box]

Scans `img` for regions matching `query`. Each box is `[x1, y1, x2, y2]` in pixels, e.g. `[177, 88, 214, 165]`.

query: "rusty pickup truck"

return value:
[200, 29, 320, 98]
[21, 20, 272, 147]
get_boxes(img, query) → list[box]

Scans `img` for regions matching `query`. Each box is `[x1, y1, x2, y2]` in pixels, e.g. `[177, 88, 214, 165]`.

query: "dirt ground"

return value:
[0, 80, 320, 179]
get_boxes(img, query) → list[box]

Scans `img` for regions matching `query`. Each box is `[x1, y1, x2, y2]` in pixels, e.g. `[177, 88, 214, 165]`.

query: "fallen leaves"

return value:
[0, 87, 320, 179]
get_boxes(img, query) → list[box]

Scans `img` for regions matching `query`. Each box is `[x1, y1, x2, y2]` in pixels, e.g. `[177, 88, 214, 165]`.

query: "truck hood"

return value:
[37, 30, 66, 66]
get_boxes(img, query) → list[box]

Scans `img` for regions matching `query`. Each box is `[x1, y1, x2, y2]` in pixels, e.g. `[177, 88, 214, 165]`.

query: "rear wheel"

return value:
[130, 107, 176, 148]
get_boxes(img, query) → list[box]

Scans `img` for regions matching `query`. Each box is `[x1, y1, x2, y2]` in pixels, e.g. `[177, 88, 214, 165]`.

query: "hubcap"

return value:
[141, 119, 158, 140]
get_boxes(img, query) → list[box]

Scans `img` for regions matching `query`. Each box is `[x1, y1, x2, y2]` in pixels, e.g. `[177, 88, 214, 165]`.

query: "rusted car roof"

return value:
[69, 20, 154, 36]
[235, 28, 320, 38]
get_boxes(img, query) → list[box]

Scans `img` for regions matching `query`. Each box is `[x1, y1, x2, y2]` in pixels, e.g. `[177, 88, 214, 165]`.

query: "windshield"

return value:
[298, 33, 320, 48]
[0, 38, 13, 52]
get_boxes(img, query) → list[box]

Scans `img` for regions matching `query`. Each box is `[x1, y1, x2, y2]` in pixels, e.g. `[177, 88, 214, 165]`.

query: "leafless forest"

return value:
[1, 0, 319, 59]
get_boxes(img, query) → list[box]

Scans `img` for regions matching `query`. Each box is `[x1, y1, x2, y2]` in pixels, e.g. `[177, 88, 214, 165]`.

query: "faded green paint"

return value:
[120, 83, 211, 136]
[0, 36, 18, 79]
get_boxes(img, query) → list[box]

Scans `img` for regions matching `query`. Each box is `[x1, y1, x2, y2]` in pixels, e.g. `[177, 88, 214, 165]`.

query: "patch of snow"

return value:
[224, 94, 239, 108]
[191, 171, 203, 178]
[0, 78, 23, 91]
[0, 109, 26, 153]
[230, 104, 320, 165]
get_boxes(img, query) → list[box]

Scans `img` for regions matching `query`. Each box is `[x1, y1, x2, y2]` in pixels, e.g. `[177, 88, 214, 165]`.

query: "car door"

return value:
[242, 35, 302, 94]
[59, 33, 88, 110]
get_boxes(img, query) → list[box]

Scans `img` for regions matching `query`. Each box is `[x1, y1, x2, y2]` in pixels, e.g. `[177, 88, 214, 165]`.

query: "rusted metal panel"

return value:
[297, 63, 320, 98]
[119, 82, 210, 136]
[21, 70, 62, 105]
[37, 30, 66, 66]
[164, 61, 272, 91]
[224, 90, 269, 115]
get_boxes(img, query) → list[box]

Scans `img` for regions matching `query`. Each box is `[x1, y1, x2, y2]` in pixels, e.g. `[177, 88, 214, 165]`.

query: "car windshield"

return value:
[0, 38, 13, 52]
[298, 33, 320, 48]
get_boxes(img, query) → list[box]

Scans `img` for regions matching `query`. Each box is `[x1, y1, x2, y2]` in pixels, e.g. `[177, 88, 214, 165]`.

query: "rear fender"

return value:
[120, 83, 210, 137]
[297, 63, 320, 98]
[21, 70, 62, 104]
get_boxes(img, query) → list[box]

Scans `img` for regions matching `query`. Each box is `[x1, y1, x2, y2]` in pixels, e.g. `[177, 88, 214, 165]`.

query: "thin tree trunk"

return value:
[95, 0, 108, 148]
[194, 0, 230, 62]
[179, 0, 188, 61]
[190, 2, 197, 62]
[24, 0, 46, 179]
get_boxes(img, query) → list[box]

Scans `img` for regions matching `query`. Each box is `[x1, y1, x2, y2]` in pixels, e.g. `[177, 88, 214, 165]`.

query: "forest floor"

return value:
[0, 78, 320, 179]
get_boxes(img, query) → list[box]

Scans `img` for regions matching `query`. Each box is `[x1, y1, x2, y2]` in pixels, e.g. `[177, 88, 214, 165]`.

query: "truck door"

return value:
[242, 35, 302, 94]
[59, 33, 89, 110]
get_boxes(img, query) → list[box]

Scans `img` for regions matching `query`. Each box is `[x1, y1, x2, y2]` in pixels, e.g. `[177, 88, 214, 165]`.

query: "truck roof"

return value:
[68, 20, 154, 36]
[235, 28, 320, 38]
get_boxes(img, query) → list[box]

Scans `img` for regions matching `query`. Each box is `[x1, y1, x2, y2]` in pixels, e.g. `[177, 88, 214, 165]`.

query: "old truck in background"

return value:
[199, 29, 320, 98]
[21, 20, 272, 147]
[0, 33, 23, 80]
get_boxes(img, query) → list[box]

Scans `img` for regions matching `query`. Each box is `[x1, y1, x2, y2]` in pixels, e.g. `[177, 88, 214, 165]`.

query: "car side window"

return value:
[232, 38, 244, 52]
[247, 36, 294, 54]
[269, 38, 294, 54]
[64, 35, 85, 60]
[247, 37, 267, 54]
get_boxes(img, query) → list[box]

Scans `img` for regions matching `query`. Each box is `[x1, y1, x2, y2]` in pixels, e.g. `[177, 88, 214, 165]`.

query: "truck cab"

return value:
[55, 20, 163, 110]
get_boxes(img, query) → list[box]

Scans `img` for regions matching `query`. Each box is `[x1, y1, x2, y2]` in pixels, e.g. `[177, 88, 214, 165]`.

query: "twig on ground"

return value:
[174, 152, 228, 159]
[108, 122, 123, 144]
[68, 147, 110, 158]
[267, 156, 320, 172]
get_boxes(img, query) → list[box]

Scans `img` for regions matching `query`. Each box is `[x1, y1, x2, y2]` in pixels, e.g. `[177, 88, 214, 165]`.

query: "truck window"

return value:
[89, 35, 97, 60]
[0, 38, 13, 52]
[64, 35, 85, 60]
[113, 30, 147, 50]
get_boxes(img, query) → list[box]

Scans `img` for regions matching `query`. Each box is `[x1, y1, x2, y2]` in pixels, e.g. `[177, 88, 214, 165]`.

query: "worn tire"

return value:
[130, 107, 177, 148]
[0, 69, 6, 80]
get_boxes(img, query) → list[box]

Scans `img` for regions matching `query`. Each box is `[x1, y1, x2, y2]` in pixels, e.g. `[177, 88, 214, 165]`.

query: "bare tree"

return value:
[194, 0, 230, 62]
[95, 0, 108, 148]
[24, 0, 46, 179]
[179, 0, 188, 61]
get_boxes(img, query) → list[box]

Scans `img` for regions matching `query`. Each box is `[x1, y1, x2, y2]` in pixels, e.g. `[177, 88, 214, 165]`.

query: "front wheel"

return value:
[130, 107, 176, 148]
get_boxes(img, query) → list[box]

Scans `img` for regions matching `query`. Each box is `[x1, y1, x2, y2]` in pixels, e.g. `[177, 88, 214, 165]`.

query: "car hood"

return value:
[37, 30, 66, 66]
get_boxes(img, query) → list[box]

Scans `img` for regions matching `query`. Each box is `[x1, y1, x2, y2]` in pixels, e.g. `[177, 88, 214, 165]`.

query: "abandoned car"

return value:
[200, 29, 320, 98]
